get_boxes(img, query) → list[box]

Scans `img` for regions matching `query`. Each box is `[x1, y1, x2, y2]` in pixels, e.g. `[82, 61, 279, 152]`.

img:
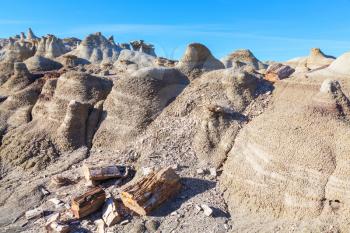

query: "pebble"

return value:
[130, 222, 146, 233]
[209, 168, 217, 177]
[142, 167, 154, 176]
[145, 219, 160, 233]
[25, 208, 43, 220]
[196, 168, 205, 175]
[194, 204, 202, 213]
[201, 204, 213, 217]
[120, 219, 130, 225]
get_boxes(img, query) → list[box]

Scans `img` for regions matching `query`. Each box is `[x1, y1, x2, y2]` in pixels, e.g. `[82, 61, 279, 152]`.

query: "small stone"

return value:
[45, 213, 60, 225]
[46, 221, 70, 233]
[120, 219, 130, 225]
[39, 186, 50, 196]
[48, 198, 64, 209]
[130, 222, 146, 233]
[171, 164, 179, 170]
[142, 167, 154, 176]
[25, 208, 43, 220]
[196, 168, 205, 175]
[209, 168, 217, 177]
[201, 204, 213, 217]
[145, 219, 160, 233]
[194, 204, 202, 213]
[170, 211, 178, 216]
[95, 219, 105, 233]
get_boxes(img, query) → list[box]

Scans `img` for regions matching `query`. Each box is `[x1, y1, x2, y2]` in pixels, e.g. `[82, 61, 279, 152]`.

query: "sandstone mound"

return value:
[113, 69, 260, 172]
[24, 55, 63, 72]
[286, 48, 335, 71]
[92, 67, 189, 152]
[221, 49, 267, 70]
[35, 34, 68, 58]
[66, 32, 121, 64]
[113, 49, 156, 72]
[176, 43, 224, 77]
[220, 78, 350, 223]
[0, 71, 112, 170]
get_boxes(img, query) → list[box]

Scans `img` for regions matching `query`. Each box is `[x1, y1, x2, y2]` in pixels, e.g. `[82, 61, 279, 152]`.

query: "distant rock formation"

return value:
[286, 48, 335, 71]
[130, 40, 156, 57]
[176, 43, 224, 78]
[27, 28, 39, 41]
[35, 34, 68, 58]
[221, 49, 267, 70]
[113, 50, 157, 72]
[66, 32, 121, 64]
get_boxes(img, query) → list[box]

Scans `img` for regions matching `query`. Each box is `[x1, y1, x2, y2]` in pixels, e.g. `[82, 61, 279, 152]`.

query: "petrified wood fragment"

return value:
[71, 187, 106, 219]
[121, 167, 181, 215]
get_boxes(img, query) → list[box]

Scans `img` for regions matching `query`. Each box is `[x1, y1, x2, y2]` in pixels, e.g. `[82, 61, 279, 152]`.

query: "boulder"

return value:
[35, 34, 68, 58]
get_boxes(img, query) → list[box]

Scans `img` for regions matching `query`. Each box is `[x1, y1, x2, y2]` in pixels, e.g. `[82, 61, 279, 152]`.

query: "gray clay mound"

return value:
[0, 71, 112, 171]
[176, 43, 224, 78]
[92, 67, 189, 152]
[115, 68, 260, 171]
[66, 32, 121, 64]
[220, 78, 350, 230]
[221, 49, 267, 70]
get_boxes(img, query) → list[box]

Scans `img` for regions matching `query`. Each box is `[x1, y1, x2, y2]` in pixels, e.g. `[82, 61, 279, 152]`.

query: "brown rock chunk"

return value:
[121, 167, 181, 216]
[265, 63, 295, 82]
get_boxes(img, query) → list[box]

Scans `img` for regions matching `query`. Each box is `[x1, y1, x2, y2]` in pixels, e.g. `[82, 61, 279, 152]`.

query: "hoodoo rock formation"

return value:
[176, 43, 224, 78]
[66, 32, 121, 64]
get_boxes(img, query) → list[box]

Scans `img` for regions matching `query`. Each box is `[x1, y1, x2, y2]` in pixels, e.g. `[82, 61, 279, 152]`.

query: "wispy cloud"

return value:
[0, 19, 33, 25]
[68, 23, 350, 47]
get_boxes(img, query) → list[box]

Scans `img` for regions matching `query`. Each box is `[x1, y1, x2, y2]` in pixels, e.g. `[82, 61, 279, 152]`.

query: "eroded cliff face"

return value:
[2, 29, 350, 233]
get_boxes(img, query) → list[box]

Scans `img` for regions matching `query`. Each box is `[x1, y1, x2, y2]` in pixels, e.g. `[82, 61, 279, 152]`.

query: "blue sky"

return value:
[1, 0, 350, 61]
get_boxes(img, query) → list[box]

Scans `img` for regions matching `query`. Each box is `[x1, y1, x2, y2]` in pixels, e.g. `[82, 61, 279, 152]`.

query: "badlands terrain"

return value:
[0, 29, 350, 233]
